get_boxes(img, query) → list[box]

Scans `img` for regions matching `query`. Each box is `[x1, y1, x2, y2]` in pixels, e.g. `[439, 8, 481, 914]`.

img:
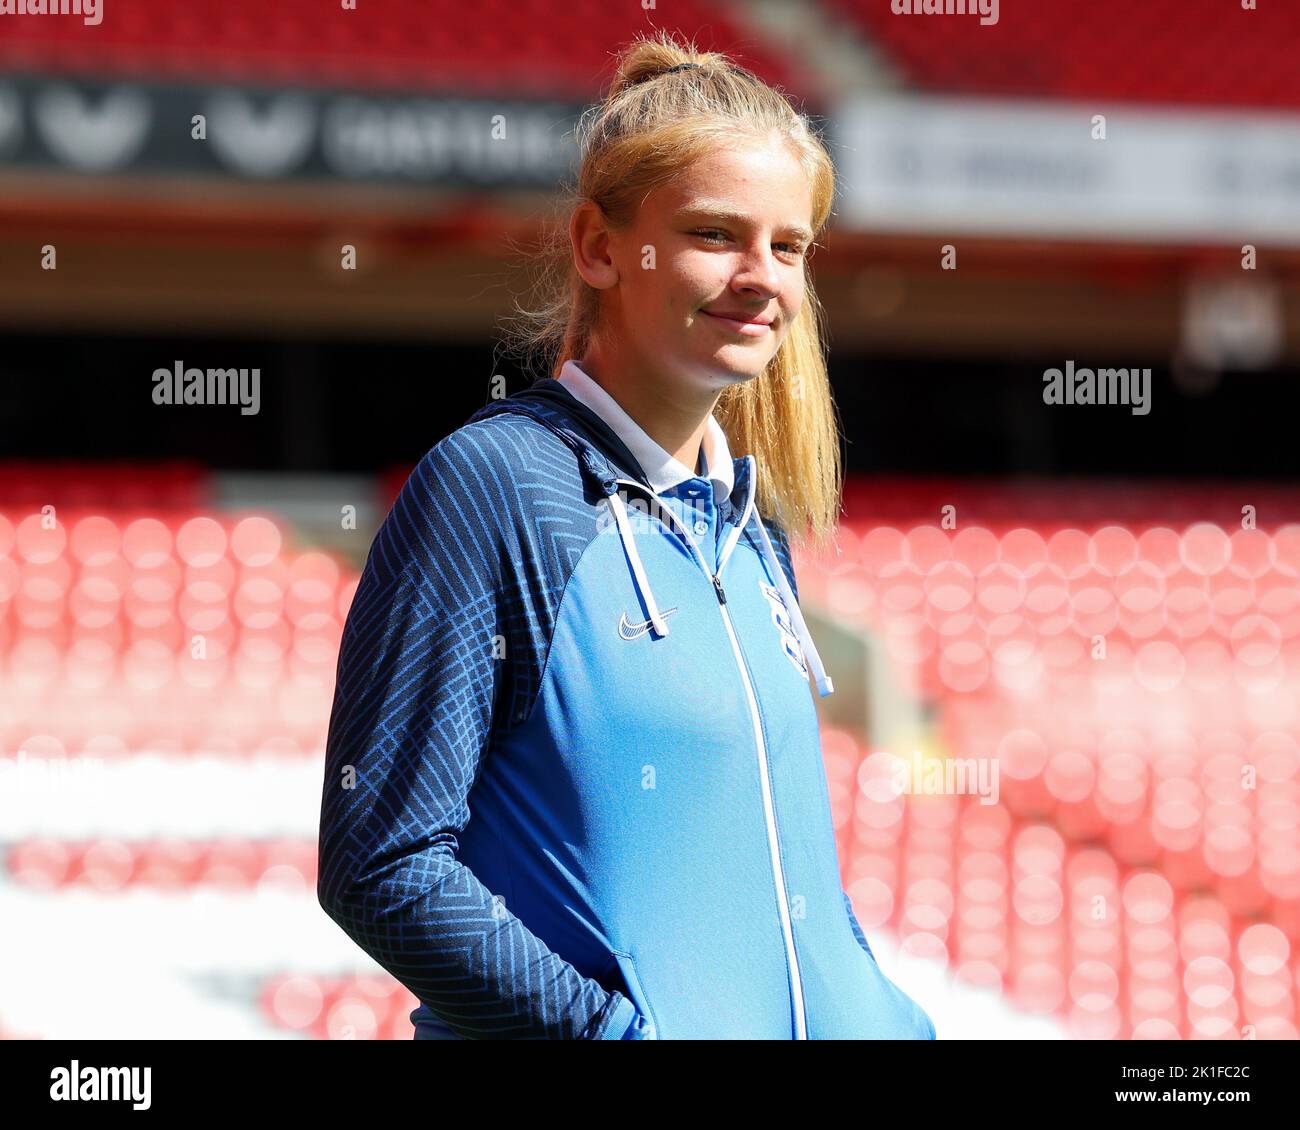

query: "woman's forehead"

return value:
[639, 144, 809, 219]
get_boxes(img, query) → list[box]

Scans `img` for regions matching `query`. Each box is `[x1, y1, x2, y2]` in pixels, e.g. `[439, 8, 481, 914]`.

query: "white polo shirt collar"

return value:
[557, 359, 735, 503]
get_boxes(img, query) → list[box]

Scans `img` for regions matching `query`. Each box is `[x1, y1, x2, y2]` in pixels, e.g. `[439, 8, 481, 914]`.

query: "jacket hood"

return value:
[469, 379, 758, 528]
[470, 378, 650, 489]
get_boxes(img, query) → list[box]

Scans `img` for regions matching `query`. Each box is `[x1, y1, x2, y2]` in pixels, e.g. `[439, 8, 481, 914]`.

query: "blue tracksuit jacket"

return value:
[316, 377, 936, 1040]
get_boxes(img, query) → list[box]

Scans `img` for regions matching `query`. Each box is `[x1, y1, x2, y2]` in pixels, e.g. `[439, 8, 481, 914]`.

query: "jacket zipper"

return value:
[608, 473, 809, 1040]
[472, 401, 811, 1037]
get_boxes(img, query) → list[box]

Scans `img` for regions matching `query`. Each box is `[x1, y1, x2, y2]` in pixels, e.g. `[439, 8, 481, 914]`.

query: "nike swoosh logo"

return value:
[618, 606, 679, 640]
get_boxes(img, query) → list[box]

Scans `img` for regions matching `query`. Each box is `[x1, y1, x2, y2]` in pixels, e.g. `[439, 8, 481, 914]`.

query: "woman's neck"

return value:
[578, 349, 719, 475]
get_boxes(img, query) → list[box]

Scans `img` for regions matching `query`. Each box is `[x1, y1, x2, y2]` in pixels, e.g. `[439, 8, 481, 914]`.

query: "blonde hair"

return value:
[499, 29, 843, 550]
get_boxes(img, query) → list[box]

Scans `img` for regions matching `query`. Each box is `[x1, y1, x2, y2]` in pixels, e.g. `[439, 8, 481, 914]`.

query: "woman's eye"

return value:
[695, 230, 807, 258]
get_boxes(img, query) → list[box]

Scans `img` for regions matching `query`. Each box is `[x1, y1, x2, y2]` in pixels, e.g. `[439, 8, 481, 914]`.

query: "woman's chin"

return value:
[706, 350, 773, 383]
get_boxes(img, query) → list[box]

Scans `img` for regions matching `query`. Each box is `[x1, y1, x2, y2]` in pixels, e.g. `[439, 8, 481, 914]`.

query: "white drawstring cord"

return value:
[607, 476, 834, 698]
[606, 490, 671, 638]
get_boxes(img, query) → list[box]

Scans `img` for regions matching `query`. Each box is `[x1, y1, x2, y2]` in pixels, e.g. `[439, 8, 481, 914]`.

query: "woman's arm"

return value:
[316, 435, 635, 1040]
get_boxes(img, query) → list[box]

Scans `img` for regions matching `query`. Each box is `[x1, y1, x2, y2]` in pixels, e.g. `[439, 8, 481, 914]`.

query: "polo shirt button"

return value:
[694, 520, 708, 535]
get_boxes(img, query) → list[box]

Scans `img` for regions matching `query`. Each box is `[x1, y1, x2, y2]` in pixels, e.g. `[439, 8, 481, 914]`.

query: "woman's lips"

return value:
[702, 311, 773, 336]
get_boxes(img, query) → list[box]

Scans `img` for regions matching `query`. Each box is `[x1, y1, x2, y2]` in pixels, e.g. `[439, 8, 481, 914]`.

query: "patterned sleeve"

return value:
[316, 432, 635, 1039]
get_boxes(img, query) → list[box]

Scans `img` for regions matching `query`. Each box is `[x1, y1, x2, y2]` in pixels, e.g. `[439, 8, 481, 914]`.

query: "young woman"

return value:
[317, 30, 936, 1041]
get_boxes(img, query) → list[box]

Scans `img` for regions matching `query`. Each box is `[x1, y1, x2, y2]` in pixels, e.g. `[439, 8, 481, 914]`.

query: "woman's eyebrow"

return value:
[677, 205, 813, 244]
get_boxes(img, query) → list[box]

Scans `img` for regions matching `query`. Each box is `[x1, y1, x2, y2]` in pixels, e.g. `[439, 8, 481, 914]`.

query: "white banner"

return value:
[833, 95, 1300, 245]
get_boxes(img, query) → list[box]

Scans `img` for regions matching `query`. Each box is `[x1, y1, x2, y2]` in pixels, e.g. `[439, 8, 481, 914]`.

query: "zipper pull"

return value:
[712, 573, 727, 605]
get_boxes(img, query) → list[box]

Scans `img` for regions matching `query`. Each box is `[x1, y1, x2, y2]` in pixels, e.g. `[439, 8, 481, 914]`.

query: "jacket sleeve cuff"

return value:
[601, 994, 638, 1040]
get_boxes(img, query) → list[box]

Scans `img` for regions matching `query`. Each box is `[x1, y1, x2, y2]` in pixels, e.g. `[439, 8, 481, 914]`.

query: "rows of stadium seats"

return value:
[822, 0, 1299, 109]
[6, 0, 1286, 110]
[801, 476, 1300, 1038]
[7, 838, 316, 891]
[259, 972, 419, 1041]
[0, 508, 356, 756]
[6, 472, 1299, 1037]
[806, 520, 1300, 695]
[802, 511, 1300, 931]
[822, 728, 1299, 1040]
[0, 0, 807, 101]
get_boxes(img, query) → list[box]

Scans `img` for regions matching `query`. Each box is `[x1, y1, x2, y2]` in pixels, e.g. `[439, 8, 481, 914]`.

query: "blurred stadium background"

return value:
[2, 0, 1299, 1040]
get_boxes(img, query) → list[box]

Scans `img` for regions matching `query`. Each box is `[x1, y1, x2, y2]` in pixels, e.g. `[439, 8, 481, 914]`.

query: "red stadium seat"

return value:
[823, 0, 1298, 110]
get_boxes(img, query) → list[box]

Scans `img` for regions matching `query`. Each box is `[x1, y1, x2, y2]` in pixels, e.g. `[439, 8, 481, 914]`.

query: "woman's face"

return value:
[581, 132, 815, 398]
